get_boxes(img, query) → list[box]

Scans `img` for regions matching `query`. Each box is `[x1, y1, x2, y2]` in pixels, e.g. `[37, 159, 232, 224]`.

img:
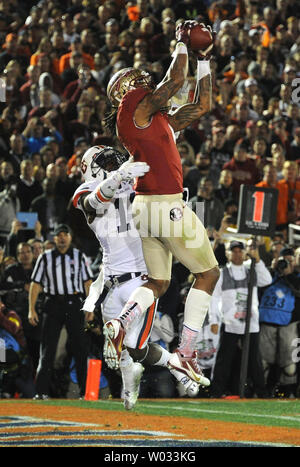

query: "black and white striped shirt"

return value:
[31, 247, 93, 296]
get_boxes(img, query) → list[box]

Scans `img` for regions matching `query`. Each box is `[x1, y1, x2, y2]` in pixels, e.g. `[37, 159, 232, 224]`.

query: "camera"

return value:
[276, 256, 288, 274]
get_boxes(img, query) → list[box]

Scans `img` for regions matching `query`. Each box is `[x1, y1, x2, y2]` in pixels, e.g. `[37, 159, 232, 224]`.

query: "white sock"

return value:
[184, 288, 211, 330]
[118, 286, 155, 331]
[179, 288, 211, 357]
[119, 348, 134, 369]
[153, 346, 170, 367]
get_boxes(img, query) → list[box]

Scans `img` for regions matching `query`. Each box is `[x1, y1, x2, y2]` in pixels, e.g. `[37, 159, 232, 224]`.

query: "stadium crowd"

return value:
[0, 0, 300, 400]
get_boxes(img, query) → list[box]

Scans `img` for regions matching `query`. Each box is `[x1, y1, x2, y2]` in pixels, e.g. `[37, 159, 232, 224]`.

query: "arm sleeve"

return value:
[255, 260, 273, 288]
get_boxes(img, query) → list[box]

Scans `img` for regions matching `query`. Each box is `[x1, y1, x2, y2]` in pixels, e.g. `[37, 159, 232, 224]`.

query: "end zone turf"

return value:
[0, 399, 299, 447]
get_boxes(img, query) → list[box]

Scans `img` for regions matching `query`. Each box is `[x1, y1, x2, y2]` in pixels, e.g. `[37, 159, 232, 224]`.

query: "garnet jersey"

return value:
[117, 87, 183, 195]
[73, 180, 147, 276]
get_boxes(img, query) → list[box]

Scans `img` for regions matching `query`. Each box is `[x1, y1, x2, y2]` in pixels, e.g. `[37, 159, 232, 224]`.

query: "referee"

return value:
[28, 224, 93, 399]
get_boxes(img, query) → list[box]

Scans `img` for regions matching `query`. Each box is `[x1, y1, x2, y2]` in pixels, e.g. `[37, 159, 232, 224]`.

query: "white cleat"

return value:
[169, 368, 200, 397]
[168, 349, 210, 387]
[103, 319, 125, 370]
[121, 362, 144, 410]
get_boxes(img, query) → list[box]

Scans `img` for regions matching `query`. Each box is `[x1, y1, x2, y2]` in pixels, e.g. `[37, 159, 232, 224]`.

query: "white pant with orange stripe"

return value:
[102, 275, 157, 350]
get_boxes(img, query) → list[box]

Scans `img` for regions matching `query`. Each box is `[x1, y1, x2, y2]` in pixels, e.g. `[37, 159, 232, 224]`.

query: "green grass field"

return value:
[5, 398, 299, 429]
[1, 398, 299, 447]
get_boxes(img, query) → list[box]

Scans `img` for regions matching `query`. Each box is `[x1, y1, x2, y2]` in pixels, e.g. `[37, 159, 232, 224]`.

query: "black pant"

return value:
[210, 331, 267, 397]
[35, 295, 88, 397]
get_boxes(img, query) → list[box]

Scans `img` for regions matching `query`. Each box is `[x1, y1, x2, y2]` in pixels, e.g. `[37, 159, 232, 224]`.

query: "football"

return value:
[188, 24, 213, 52]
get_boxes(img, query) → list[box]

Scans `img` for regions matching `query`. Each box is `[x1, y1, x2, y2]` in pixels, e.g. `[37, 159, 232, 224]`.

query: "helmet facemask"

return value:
[81, 146, 128, 182]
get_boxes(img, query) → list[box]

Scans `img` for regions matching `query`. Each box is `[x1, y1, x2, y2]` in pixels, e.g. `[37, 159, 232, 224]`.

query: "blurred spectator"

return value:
[0, 299, 35, 398]
[251, 136, 269, 172]
[251, 93, 265, 120]
[27, 87, 58, 120]
[271, 147, 286, 181]
[177, 141, 195, 165]
[232, 99, 258, 129]
[0, 160, 17, 192]
[5, 218, 43, 259]
[215, 33, 235, 74]
[0, 183, 20, 247]
[183, 150, 219, 199]
[65, 102, 93, 148]
[99, 31, 121, 63]
[149, 17, 175, 62]
[278, 160, 300, 223]
[223, 139, 261, 198]
[223, 123, 241, 155]
[35, 53, 62, 96]
[209, 240, 272, 398]
[289, 127, 300, 161]
[190, 177, 224, 231]
[286, 104, 300, 137]
[0, 33, 28, 72]
[262, 97, 280, 122]
[7, 133, 30, 176]
[278, 83, 292, 113]
[55, 156, 80, 202]
[67, 137, 89, 176]
[60, 51, 83, 89]
[27, 238, 44, 264]
[90, 52, 109, 86]
[30, 36, 52, 67]
[259, 246, 300, 397]
[215, 169, 235, 204]
[61, 14, 79, 46]
[16, 159, 43, 212]
[0, 242, 42, 371]
[59, 36, 94, 75]
[242, 120, 257, 153]
[256, 119, 273, 151]
[22, 117, 62, 155]
[29, 178, 68, 240]
[32, 165, 45, 185]
[259, 61, 279, 102]
[256, 164, 289, 233]
[80, 28, 98, 57]
[236, 60, 262, 96]
[205, 126, 232, 183]
[62, 63, 99, 105]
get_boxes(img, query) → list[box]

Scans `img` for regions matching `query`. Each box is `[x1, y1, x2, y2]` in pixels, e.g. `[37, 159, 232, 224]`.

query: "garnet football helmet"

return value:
[107, 67, 154, 107]
[80, 145, 128, 182]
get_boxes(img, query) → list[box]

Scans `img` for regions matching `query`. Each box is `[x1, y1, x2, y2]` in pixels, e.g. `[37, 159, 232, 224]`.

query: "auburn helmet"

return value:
[107, 67, 154, 107]
[80, 145, 128, 182]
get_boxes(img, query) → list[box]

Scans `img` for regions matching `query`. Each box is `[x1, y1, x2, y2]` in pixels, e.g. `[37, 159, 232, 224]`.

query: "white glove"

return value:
[117, 156, 150, 182]
[90, 157, 150, 205]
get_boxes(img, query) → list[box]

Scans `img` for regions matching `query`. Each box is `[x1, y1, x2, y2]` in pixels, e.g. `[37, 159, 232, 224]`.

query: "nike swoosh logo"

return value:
[186, 362, 201, 383]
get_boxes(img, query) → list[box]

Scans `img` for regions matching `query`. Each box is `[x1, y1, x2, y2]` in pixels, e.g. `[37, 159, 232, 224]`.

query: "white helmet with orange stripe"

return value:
[80, 145, 128, 182]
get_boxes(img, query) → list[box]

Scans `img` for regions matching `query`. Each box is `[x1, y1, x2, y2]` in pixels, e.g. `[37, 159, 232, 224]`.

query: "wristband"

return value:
[197, 60, 211, 80]
[86, 187, 110, 210]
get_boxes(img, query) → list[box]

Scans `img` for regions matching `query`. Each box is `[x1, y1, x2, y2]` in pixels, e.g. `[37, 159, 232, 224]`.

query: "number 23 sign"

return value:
[237, 185, 278, 236]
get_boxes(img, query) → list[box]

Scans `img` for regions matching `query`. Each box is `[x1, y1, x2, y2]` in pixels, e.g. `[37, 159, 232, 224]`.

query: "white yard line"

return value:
[138, 403, 300, 423]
